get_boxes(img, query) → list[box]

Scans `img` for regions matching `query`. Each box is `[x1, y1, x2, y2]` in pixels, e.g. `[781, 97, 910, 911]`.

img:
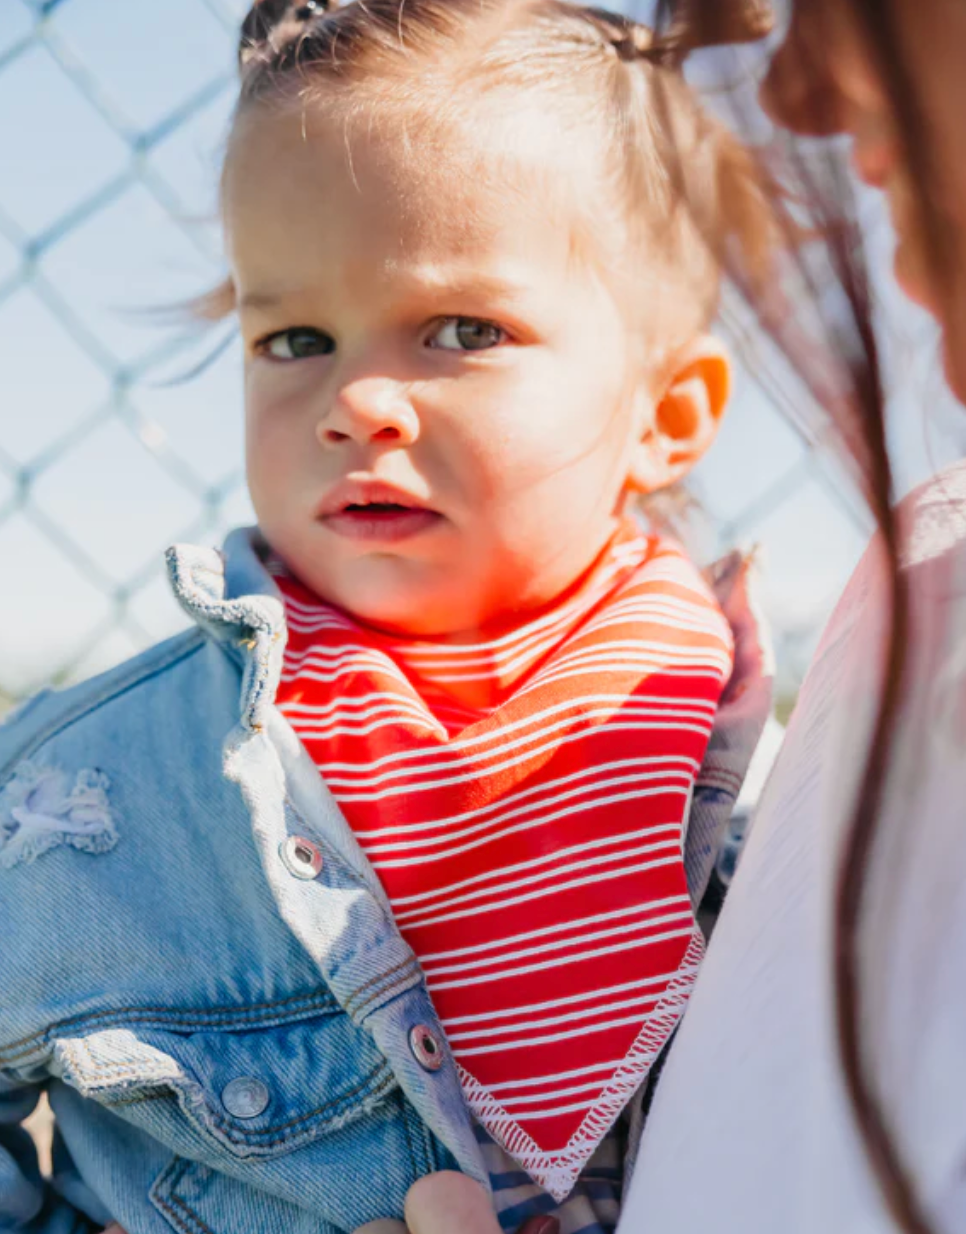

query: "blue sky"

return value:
[0, 0, 962, 701]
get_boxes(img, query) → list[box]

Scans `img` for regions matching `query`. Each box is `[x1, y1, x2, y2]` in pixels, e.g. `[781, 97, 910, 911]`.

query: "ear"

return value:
[627, 334, 732, 494]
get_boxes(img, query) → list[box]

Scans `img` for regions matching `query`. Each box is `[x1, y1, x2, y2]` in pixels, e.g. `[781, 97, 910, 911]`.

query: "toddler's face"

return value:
[225, 103, 663, 637]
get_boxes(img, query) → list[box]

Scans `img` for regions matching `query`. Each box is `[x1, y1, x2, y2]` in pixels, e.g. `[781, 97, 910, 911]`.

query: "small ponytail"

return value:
[583, 0, 774, 69]
[238, 0, 344, 68]
[663, 0, 774, 54]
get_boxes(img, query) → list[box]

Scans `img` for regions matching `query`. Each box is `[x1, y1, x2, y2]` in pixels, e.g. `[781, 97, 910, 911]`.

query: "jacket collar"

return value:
[165, 528, 773, 766]
[165, 527, 286, 733]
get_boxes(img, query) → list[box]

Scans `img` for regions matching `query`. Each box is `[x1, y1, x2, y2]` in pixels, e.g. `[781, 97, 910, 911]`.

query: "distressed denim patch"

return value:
[0, 762, 118, 869]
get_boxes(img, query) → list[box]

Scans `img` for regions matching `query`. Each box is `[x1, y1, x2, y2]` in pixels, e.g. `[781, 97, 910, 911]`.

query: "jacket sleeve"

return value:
[0, 1074, 97, 1233]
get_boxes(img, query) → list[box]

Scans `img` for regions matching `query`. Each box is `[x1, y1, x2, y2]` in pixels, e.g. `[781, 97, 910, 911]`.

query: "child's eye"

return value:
[258, 327, 335, 360]
[429, 318, 506, 352]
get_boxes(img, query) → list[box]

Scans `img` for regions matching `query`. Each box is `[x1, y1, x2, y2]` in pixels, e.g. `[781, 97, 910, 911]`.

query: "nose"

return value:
[317, 376, 420, 448]
[758, 11, 847, 138]
[759, 43, 839, 138]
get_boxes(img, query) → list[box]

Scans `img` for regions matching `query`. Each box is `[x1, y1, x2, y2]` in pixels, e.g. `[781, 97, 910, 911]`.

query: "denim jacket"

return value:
[0, 528, 772, 1234]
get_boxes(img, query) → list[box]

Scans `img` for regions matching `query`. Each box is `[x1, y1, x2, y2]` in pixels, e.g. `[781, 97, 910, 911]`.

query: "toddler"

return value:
[0, 2, 773, 1232]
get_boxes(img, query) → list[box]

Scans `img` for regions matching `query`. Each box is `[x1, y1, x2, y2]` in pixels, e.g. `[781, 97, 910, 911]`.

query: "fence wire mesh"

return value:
[1, 0, 922, 718]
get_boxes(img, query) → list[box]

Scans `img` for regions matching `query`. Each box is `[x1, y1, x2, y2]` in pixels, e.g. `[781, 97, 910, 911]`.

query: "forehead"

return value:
[222, 97, 605, 293]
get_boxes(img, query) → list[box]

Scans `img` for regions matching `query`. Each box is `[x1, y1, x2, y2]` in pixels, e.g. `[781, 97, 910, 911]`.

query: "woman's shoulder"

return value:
[0, 628, 209, 781]
[901, 458, 966, 570]
[797, 457, 966, 790]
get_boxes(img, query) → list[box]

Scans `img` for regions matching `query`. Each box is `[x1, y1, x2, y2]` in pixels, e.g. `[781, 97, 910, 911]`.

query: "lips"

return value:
[317, 479, 442, 543]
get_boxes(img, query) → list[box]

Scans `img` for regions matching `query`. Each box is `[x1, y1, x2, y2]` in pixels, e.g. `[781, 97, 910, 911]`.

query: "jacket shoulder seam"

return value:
[0, 630, 208, 784]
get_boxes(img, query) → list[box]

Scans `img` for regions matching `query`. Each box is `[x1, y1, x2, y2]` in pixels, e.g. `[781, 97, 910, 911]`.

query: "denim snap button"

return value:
[280, 835, 323, 880]
[221, 1076, 270, 1119]
[409, 1025, 444, 1072]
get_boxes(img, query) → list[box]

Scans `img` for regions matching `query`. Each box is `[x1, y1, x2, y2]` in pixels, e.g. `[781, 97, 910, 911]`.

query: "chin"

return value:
[335, 591, 459, 638]
[894, 245, 937, 316]
[942, 339, 966, 407]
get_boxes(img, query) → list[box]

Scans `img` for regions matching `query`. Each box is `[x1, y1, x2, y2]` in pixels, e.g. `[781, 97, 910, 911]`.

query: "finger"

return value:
[405, 1172, 501, 1234]
[354, 1222, 409, 1234]
[101, 1226, 128, 1233]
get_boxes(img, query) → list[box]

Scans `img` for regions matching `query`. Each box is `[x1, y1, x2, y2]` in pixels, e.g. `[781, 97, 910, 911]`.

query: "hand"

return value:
[355, 1171, 559, 1234]
[106, 1174, 557, 1234]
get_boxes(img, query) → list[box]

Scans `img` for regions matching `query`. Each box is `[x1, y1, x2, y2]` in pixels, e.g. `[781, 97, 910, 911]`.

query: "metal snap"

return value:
[409, 1024, 444, 1072]
[280, 835, 323, 880]
[221, 1076, 271, 1119]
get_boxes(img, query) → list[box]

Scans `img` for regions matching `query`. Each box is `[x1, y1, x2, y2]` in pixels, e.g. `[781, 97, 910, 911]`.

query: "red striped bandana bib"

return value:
[271, 527, 733, 1199]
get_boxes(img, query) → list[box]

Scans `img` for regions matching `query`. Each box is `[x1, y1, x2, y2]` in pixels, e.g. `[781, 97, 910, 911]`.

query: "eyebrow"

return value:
[397, 271, 531, 301]
[237, 272, 530, 312]
[238, 290, 291, 311]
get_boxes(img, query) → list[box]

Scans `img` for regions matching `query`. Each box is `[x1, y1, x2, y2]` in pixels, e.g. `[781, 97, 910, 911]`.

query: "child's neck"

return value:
[342, 526, 642, 714]
[268, 522, 646, 715]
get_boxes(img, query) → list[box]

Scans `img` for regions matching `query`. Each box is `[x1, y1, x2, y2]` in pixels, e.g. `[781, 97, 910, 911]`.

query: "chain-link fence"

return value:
[2, 0, 958, 719]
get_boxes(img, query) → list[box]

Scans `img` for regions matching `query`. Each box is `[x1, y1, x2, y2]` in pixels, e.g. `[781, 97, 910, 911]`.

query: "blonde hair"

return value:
[199, 0, 775, 351]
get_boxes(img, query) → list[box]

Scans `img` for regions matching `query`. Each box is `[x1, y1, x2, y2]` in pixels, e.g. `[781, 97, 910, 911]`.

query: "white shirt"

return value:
[621, 462, 966, 1234]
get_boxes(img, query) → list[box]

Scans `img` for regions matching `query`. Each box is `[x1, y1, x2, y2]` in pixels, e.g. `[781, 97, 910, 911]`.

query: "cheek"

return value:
[889, 0, 966, 363]
[897, 0, 966, 177]
[832, 20, 888, 116]
[533, 353, 635, 477]
[244, 385, 307, 509]
[442, 360, 627, 497]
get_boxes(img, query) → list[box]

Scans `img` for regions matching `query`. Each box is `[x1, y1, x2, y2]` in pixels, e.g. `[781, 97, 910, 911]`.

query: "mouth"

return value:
[318, 481, 443, 544]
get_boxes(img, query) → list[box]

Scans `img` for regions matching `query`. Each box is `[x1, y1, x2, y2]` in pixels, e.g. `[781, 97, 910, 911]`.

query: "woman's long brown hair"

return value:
[821, 11, 937, 1232]
[655, 0, 949, 1229]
